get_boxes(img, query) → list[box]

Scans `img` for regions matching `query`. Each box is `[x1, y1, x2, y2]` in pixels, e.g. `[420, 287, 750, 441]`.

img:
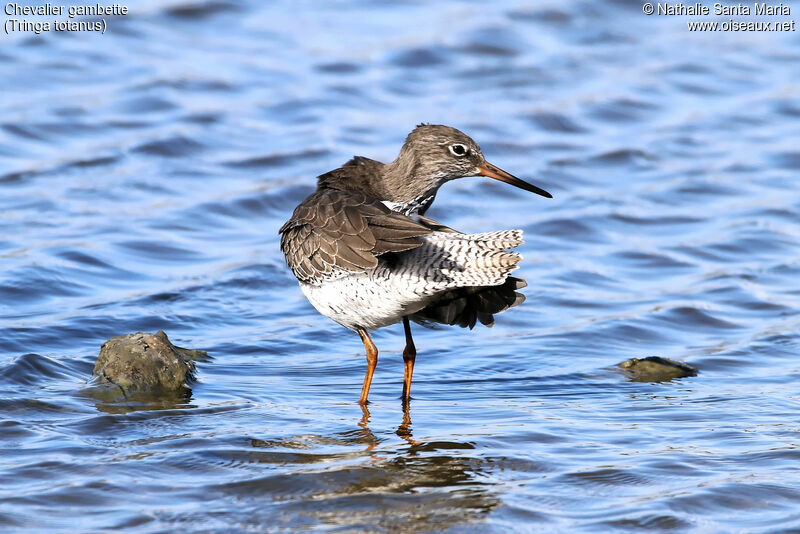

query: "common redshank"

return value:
[279, 124, 551, 404]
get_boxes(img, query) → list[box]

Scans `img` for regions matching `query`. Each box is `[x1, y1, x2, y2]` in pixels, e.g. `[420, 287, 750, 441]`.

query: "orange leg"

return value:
[401, 316, 416, 403]
[357, 327, 378, 405]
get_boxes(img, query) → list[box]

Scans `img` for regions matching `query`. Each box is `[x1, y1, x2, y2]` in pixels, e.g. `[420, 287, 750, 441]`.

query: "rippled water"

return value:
[2, 0, 800, 531]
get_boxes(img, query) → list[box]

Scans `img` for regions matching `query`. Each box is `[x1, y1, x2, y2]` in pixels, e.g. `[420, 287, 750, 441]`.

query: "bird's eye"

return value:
[449, 144, 468, 157]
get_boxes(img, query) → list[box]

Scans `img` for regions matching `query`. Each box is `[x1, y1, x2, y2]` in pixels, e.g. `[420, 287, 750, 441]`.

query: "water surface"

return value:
[2, 0, 800, 531]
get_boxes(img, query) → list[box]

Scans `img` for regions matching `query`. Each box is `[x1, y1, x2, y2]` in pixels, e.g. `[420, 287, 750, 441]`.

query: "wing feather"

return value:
[409, 215, 528, 329]
[280, 189, 431, 282]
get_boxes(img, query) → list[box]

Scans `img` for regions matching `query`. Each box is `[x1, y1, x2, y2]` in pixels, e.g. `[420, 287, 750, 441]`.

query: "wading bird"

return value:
[279, 124, 551, 404]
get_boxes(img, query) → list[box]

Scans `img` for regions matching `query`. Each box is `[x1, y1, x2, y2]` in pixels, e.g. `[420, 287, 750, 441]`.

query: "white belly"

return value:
[299, 272, 435, 331]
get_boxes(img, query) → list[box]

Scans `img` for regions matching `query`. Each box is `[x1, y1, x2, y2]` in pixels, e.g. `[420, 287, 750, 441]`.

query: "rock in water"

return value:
[618, 356, 697, 382]
[92, 331, 205, 397]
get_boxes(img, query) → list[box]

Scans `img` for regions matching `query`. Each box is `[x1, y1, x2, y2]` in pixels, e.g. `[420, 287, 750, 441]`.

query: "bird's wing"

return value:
[410, 214, 527, 330]
[415, 214, 458, 233]
[279, 188, 432, 282]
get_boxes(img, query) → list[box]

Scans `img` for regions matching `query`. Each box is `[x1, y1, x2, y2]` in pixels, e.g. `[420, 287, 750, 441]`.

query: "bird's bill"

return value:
[477, 161, 552, 198]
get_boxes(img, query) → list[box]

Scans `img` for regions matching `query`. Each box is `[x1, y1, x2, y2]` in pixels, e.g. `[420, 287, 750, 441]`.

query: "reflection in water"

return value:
[89, 398, 198, 415]
[396, 401, 422, 447]
[81, 381, 196, 414]
[360, 401, 422, 448]
[242, 402, 499, 531]
[358, 404, 378, 452]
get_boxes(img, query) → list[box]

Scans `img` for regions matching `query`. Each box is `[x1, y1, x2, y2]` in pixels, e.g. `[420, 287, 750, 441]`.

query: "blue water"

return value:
[2, 0, 800, 531]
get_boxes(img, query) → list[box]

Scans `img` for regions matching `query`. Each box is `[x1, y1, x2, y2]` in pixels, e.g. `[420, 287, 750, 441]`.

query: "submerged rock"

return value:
[91, 331, 205, 398]
[618, 356, 697, 382]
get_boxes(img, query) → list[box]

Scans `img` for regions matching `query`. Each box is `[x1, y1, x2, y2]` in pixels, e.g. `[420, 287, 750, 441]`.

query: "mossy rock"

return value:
[618, 356, 697, 382]
[91, 331, 206, 398]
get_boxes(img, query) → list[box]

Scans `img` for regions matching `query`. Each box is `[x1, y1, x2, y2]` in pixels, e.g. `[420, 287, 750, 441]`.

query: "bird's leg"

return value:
[402, 316, 416, 403]
[357, 327, 378, 405]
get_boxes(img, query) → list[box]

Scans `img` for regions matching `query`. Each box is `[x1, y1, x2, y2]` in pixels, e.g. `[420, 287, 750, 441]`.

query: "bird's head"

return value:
[389, 124, 552, 200]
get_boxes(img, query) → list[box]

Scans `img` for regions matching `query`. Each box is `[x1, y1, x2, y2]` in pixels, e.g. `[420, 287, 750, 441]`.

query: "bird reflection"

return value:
[396, 400, 421, 447]
[358, 400, 421, 450]
[247, 401, 499, 529]
[357, 404, 378, 452]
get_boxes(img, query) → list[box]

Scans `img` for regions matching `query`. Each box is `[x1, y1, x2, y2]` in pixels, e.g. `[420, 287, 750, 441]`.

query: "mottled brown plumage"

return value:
[279, 124, 552, 405]
[279, 189, 431, 282]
